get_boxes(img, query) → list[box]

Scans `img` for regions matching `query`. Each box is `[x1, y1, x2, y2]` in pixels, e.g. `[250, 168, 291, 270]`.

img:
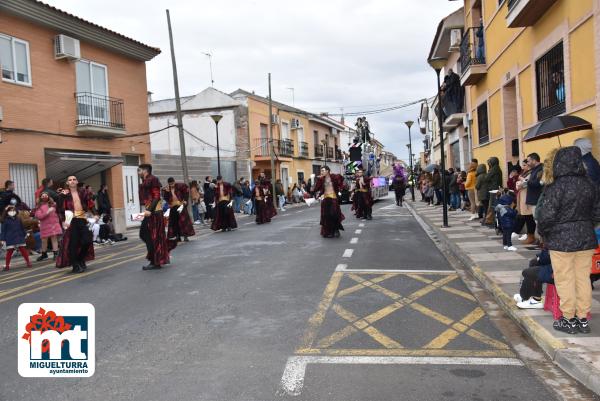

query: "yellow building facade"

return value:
[458, 0, 600, 177]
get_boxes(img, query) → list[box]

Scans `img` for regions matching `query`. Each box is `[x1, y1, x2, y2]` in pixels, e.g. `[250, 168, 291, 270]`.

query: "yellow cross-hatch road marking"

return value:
[295, 271, 515, 359]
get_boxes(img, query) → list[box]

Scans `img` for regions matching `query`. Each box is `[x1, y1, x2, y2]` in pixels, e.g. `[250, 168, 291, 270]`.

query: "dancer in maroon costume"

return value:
[351, 168, 373, 220]
[163, 177, 195, 250]
[211, 176, 238, 231]
[138, 164, 170, 270]
[56, 175, 95, 273]
[253, 172, 276, 224]
[314, 166, 345, 238]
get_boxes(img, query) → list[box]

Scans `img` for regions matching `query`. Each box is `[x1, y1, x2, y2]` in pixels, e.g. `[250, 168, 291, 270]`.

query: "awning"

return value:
[45, 151, 124, 183]
[523, 115, 592, 142]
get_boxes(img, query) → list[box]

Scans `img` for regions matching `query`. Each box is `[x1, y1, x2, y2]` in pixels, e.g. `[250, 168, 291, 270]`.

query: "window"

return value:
[477, 101, 489, 145]
[76, 60, 109, 123]
[281, 121, 289, 140]
[0, 34, 31, 85]
[536, 42, 565, 121]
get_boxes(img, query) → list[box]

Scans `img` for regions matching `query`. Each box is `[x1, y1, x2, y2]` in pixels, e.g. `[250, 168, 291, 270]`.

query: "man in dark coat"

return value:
[575, 138, 600, 187]
[537, 147, 600, 334]
[524, 153, 544, 209]
[138, 164, 170, 270]
[483, 157, 503, 225]
[203, 176, 215, 221]
[97, 184, 112, 216]
[0, 180, 25, 214]
[163, 177, 195, 249]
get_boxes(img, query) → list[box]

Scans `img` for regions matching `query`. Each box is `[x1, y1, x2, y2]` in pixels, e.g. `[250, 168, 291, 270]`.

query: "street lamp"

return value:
[404, 120, 415, 202]
[211, 114, 223, 176]
[428, 57, 449, 227]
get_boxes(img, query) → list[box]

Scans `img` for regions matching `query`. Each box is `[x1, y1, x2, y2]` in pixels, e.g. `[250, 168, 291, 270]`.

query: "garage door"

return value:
[9, 163, 38, 209]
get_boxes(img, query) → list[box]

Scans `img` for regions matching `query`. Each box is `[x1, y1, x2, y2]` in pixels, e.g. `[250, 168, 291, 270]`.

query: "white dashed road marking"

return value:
[354, 229, 362, 234]
[350, 237, 358, 244]
[342, 249, 354, 258]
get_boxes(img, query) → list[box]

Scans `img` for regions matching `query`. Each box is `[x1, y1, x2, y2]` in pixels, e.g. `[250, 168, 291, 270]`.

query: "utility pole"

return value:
[202, 52, 214, 87]
[268, 73, 277, 208]
[166, 11, 191, 178]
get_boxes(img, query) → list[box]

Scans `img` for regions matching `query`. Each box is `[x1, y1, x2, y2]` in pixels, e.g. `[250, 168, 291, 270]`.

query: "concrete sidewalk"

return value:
[407, 200, 600, 396]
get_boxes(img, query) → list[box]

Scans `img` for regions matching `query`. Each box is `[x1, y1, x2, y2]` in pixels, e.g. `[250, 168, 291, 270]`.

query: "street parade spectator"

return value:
[513, 247, 552, 309]
[233, 177, 244, 213]
[314, 166, 345, 238]
[0, 205, 32, 270]
[138, 164, 170, 270]
[34, 192, 61, 261]
[465, 163, 477, 219]
[495, 192, 517, 251]
[163, 177, 195, 248]
[507, 168, 519, 192]
[475, 164, 488, 220]
[537, 146, 600, 334]
[190, 180, 202, 223]
[242, 180, 253, 215]
[97, 184, 112, 216]
[483, 157, 503, 226]
[203, 176, 215, 222]
[0, 180, 26, 214]
[211, 176, 237, 232]
[512, 160, 536, 245]
[56, 175, 95, 273]
[524, 152, 544, 216]
[275, 179, 286, 212]
[432, 168, 442, 205]
[448, 168, 460, 211]
[575, 138, 600, 186]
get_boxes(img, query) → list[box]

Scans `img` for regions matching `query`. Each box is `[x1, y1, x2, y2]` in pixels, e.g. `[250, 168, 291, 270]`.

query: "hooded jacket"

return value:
[575, 138, 600, 187]
[537, 146, 600, 252]
[485, 157, 502, 193]
[475, 164, 489, 201]
[526, 162, 544, 206]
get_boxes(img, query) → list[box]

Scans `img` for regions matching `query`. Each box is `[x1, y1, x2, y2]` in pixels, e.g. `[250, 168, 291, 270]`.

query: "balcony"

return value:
[326, 147, 334, 159]
[75, 92, 125, 136]
[335, 148, 343, 161]
[314, 144, 324, 158]
[252, 138, 294, 158]
[299, 142, 309, 158]
[459, 27, 487, 86]
[506, 0, 558, 28]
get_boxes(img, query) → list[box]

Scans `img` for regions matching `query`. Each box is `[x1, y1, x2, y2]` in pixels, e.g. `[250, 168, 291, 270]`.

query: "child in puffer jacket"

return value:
[495, 193, 518, 251]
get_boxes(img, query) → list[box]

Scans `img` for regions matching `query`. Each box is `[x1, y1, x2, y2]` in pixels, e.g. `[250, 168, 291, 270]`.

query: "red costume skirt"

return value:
[167, 205, 195, 250]
[211, 201, 238, 231]
[55, 218, 95, 268]
[351, 191, 373, 219]
[140, 212, 170, 266]
[320, 197, 345, 237]
[255, 199, 272, 224]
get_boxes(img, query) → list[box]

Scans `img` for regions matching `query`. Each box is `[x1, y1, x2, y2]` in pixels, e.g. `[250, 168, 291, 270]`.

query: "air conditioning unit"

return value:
[290, 118, 300, 129]
[54, 34, 81, 60]
[271, 114, 280, 125]
[449, 29, 462, 50]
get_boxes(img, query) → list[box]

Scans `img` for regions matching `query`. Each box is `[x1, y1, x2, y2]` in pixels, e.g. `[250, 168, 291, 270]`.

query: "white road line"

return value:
[295, 210, 303, 214]
[279, 355, 523, 396]
[354, 229, 362, 234]
[334, 265, 455, 274]
[350, 237, 358, 244]
[358, 223, 365, 227]
[342, 249, 354, 258]
[243, 222, 253, 225]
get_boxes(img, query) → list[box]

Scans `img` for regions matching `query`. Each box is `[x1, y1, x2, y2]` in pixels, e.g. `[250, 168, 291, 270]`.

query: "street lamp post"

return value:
[211, 114, 223, 177]
[428, 57, 449, 227]
[404, 120, 415, 202]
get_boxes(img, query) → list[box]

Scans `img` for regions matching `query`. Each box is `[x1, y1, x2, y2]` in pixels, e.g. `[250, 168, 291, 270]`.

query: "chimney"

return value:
[147, 91, 153, 103]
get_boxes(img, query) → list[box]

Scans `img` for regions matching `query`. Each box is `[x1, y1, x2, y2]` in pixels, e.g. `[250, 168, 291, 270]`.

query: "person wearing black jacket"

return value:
[537, 147, 600, 334]
[483, 157, 502, 225]
[524, 153, 544, 210]
[203, 176, 215, 221]
[97, 184, 112, 216]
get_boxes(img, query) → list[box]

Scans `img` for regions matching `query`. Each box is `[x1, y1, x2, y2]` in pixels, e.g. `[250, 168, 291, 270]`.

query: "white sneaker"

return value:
[513, 294, 523, 303]
[507, 246, 518, 252]
[468, 214, 478, 221]
[511, 232, 519, 240]
[503, 246, 508, 250]
[518, 234, 528, 241]
[194, 220, 201, 225]
[517, 298, 543, 309]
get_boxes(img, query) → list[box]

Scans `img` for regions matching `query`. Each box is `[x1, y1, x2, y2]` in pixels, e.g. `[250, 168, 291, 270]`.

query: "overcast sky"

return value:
[46, 0, 460, 162]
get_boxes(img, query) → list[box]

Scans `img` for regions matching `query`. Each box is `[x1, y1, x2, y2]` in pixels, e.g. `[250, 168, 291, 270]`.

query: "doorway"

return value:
[502, 80, 519, 167]
[122, 165, 141, 227]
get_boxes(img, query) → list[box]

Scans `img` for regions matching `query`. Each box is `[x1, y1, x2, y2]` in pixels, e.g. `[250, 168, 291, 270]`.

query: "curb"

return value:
[406, 202, 600, 396]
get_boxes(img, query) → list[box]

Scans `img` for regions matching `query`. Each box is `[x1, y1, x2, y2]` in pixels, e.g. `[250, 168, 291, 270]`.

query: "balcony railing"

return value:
[75, 92, 125, 130]
[299, 142, 309, 158]
[459, 26, 486, 75]
[507, 0, 518, 9]
[253, 138, 294, 157]
[314, 145, 324, 158]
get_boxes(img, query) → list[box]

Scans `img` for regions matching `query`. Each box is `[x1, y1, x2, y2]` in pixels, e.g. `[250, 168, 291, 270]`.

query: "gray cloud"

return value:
[46, 0, 460, 161]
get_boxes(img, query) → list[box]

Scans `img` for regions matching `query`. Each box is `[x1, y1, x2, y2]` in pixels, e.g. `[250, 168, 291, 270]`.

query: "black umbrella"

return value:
[523, 115, 592, 143]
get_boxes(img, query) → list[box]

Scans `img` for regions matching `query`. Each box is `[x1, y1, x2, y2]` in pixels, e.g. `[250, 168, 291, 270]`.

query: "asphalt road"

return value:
[0, 196, 571, 400]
